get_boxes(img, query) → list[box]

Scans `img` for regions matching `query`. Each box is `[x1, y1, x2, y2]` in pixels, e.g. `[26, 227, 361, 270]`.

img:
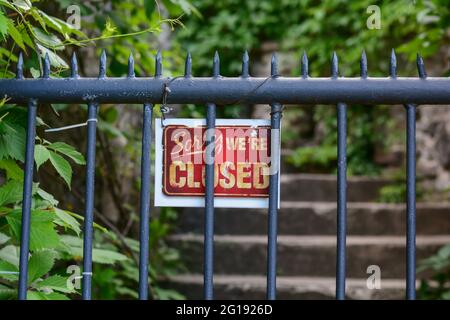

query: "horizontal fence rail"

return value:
[1, 51, 450, 105]
[2, 78, 450, 105]
[2, 49, 448, 300]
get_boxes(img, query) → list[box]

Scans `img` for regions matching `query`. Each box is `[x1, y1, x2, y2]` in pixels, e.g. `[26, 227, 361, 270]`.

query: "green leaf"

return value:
[0, 260, 19, 281]
[27, 291, 69, 300]
[12, 0, 32, 11]
[0, 11, 9, 39]
[6, 19, 25, 50]
[0, 159, 24, 180]
[0, 231, 10, 245]
[29, 7, 47, 32]
[51, 16, 86, 38]
[34, 275, 76, 293]
[34, 144, 50, 170]
[60, 236, 128, 264]
[0, 179, 23, 207]
[154, 286, 186, 300]
[0, 119, 26, 162]
[0, 284, 16, 300]
[53, 208, 80, 235]
[59, 235, 82, 247]
[37, 10, 62, 33]
[48, 151, 72, 188]
[0, 260, 19, 282]
[19, 25, 33, 48]
[115, 286, 138, 299]
[36, 44, 68, 68]
[0, 0, 18, 11]
[0, 245, 19, 266]
[33, 27, 63, 47]
[92, 248, 129, 264]
[144, 0, 156, 19]
[92, 248, 128, 264]
[30, 67, 40, 78]
[36, 188, 59, 206]
[48, 142, 85, 165]
[6, 210, 61, 251]
[28, 250, 56, 283]
[62, 212, 108, 233]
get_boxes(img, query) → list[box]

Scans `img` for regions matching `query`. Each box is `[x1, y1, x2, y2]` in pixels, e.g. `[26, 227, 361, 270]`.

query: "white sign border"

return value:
[154, 118, 280, 209]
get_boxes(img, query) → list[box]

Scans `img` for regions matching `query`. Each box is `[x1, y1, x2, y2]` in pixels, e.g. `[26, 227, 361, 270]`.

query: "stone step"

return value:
[280, 174, 391, 202]
[168, 235, 450, 278]
[162, 274, 405, 300]
[177, 202, 450, 236]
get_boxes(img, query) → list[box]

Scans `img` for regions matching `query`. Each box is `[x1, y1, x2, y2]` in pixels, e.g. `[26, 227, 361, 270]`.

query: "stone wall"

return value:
[416, 47, 450, 198]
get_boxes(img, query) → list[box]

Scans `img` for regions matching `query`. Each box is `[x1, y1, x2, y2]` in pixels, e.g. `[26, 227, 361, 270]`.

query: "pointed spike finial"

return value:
[301, 51, 309, 78]
[155, 49, 162, 77]
[70, 52, 79, 78]
[16, 52, 23, 79]
[185, 51, 192, 77]
[127, 53, 135, 78]
[417, 53, 427, 79]
[331, 51, 339, 78]
[390, 48, 397, 78]
[213, 50, 220, 77]
[360, 50, 368, 78]
[99, 49, 107, 78]
[241, 50, 249, 78]
[42, 52, 50, 79]
[271, 53, 278, 77]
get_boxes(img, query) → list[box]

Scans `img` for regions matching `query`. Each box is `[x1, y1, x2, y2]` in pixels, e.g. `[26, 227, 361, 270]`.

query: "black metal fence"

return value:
[1, 49, 450, 300]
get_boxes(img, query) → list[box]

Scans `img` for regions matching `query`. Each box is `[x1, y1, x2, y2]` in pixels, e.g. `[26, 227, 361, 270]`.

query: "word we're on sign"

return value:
[154, 119, 280, 208]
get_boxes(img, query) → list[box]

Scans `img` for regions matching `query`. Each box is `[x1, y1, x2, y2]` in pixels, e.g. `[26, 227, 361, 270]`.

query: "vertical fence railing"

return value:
[8, 49, 450, 300]
[17, 99, 37, 300]
[81, 102, 99, 300]
[138, 103, 153, 300]
[333, 52, 348, 300]
[336, 101, 347, 300]
[204, 100, 216, 300]
[267, 54, 282, 300]
[405, 103, 416, 300]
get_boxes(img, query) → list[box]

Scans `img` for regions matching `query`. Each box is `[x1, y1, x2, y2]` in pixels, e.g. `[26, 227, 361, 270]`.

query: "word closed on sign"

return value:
[155, 119, 280, 208]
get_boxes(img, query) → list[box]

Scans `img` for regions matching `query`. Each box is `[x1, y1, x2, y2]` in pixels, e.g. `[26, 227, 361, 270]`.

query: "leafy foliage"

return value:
[0, 0, 189, 300]
[287, 145, 337, 173]
[0, 98, 128, 299]
[418, 245, 450, 300]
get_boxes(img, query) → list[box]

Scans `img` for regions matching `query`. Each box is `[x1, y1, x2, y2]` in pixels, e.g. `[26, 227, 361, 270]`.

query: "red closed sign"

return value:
[163, 124, 271, 197]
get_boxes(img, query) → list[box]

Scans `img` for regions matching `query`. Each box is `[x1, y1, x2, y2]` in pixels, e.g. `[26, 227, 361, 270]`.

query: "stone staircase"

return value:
[164, 174, 450, 299]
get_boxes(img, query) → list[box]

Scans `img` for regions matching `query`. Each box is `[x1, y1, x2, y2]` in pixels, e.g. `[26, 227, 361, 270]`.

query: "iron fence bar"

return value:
[267, 54, 281, 300]
[204, 102, 216, 300]
[403, 54, 427, 300]
[333, 51, 347, 300]
[17, 98, 37, 300]
[138, 103, 153, 300]
[405, 103, 416, 300]
[267, 104, 281, 300]
[336, 102, 347, 300]
[203, 52, 219, 300]
[3, 78, 450, 105]
[81, 102, 98, 300]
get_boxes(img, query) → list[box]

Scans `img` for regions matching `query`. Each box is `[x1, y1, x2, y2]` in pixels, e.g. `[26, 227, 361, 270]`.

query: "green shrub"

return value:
[418, 245, 450, 300]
